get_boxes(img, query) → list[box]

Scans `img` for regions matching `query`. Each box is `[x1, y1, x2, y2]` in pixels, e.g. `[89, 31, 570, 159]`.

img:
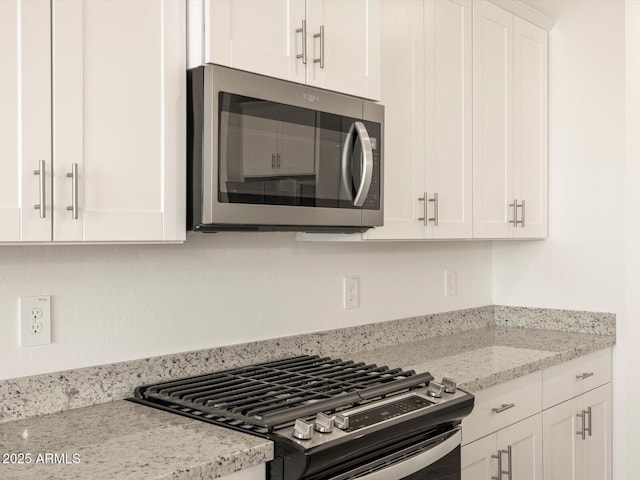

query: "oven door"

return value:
[326, 427, 461, 480]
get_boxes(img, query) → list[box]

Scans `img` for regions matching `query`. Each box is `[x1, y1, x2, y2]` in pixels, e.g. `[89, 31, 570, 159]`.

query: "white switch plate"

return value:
[344, 276, 359, 309]
[20, 296, 51, 347]
[445, 268, 457, 297]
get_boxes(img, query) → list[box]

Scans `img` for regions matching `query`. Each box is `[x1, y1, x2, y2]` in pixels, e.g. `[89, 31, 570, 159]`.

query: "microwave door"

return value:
[341, 121, 374, 207]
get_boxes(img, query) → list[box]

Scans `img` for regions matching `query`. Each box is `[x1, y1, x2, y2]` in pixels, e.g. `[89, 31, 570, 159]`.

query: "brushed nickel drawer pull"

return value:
[492, 403, 515, 414]
[576, 372, 594, 380]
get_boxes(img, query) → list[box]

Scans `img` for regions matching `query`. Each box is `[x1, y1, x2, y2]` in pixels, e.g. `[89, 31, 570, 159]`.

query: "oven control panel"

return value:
[341, 395, 434, 432]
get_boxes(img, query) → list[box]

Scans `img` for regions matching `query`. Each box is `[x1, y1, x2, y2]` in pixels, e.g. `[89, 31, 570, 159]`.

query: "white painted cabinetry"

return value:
[198, 0, 381, 100]
[1, 0, 186, 243]
[543, 359, 612, 480]
[462, 348, 612, 480]
[462, 414, 542, 480]
[365, 0, 472, 240]
[462, 371, 543, 480]
[53, 0, 186, 242]
[218, 464, 265, 480]
[472, 0, 548, 239]
[0, 0, 51, 242]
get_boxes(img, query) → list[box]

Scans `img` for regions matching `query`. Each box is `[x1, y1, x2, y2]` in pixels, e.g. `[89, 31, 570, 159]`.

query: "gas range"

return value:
[130, 355, 474, 480]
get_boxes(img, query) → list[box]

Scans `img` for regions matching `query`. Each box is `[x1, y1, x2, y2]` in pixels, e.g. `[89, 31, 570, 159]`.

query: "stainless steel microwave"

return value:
[187, 64, 383, 233]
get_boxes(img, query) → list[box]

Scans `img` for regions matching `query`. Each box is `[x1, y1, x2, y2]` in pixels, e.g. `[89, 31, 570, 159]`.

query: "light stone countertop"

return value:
[0, 325, 614, 480]
[348, 325, 615, 392]
[0, 400, 273, 480]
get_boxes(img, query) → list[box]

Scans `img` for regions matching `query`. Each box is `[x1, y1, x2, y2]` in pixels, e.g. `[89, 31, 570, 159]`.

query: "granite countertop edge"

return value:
[0, 326, 615, 480]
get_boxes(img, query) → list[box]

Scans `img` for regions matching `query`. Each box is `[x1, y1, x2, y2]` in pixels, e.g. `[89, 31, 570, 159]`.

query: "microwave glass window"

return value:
[218, 92, 381, 210]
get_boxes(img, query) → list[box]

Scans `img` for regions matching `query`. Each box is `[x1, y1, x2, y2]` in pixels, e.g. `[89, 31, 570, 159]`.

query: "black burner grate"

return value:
[134, 355, 433, 430]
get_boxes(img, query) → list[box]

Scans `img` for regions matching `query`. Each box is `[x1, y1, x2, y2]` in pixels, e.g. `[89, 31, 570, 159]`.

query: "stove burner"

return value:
[134, 355, 433, 431]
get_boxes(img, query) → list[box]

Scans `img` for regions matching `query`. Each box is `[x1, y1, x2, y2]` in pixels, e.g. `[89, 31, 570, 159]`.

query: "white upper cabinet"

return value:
[425, 0, 472, 239]
[472, 0, 548, 239]
[1, 0, 186, 244]
[364, 0, 425, 240]
[52, 0, 186, 242]
[365, 0, 471, 241]
[513, 16, 548, 238]
[196, 0, 381, 100]
[305, 0, 381, 100]
[203, 0, 306, 84]
[0, 0, 51, 242]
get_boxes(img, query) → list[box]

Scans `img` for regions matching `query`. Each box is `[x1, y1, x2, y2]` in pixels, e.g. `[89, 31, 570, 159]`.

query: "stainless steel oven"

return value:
[131, 355, 473, 480]
[187, 64, 384, 233]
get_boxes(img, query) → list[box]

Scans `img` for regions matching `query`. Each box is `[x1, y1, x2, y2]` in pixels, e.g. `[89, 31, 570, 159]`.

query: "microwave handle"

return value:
[341, 121, 374, 207]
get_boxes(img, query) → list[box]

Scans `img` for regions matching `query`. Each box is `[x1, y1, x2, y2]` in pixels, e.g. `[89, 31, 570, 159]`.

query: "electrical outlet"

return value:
[20, 296, 51, 347]
[344, 276, 360, 309]
[445, 268, 457, 297]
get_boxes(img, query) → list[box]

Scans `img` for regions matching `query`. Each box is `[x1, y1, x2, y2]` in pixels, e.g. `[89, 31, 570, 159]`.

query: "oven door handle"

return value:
[341, 121, 374, 207]
[329, 427, 461, 480]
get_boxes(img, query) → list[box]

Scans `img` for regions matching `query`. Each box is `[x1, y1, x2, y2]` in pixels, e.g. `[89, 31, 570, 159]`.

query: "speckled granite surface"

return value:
[0, 306, 494, 424]
[494, 305, 616, 335]
[0, 323, 614, 480]
[349, 325, 615, 392]
[0, 400, 273, 480]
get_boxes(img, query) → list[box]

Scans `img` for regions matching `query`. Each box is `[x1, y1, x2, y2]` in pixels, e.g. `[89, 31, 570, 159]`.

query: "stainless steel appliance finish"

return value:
[131, 355, 474, 480]
[187, 64, 384, 233]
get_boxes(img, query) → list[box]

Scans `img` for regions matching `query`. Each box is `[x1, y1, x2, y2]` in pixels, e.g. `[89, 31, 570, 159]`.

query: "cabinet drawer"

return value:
[461, 371, 542, 445]
[543, 348, 611, 409]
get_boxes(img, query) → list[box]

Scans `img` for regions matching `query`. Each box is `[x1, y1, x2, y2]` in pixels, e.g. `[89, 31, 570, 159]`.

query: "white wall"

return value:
[0, 235, 492, 380]
[623, 3, 640, 480]
[494, 1, 627, 478]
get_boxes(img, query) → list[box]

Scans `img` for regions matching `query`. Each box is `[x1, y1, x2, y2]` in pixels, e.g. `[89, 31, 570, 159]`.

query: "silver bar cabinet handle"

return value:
[429, 193, 439, 226]
[576, 410, 586, 440]
[314, 25, 324, 68]
[515, 200, 526, 227]
[418, 193, 427, 225]
[66, 163, 79, 220]
[508, 199, 517, 225]
[504, 446, 512, 480]
[296, 20, 307, 64]
[492, 403, 516, 414]
[277, 153, 281, 168]
[576, 372, 594, 380]
[491, 449, 502, 480]
[33, 159, 46, 218]
[271, 154, 276, 169]
[586, 406, 592, 437]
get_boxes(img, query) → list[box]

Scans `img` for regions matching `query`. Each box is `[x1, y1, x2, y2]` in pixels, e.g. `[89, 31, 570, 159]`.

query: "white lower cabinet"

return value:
[542, 384, 611, 480]
[218, 464, 265, 480]
[462, 348, 612, 480]
[462, 414, 542, 480]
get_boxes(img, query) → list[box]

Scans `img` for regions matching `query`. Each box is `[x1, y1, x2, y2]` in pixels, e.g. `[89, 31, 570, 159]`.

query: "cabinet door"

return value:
[0, 0, 51, 242]
[543, 396, 581, 480]
[498, 414, 543, 480]
[53, 0, 186, 242]
[204, 0, 305, 84]
[472, 0, 514, 238]
[462, 434, 497, 480]
[581, 384, 612, 480]
[364, 0, 424, 240]
[513, 17, 548, 239]
[425, 0, 472, 239]
[306, 0, 381, 100]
